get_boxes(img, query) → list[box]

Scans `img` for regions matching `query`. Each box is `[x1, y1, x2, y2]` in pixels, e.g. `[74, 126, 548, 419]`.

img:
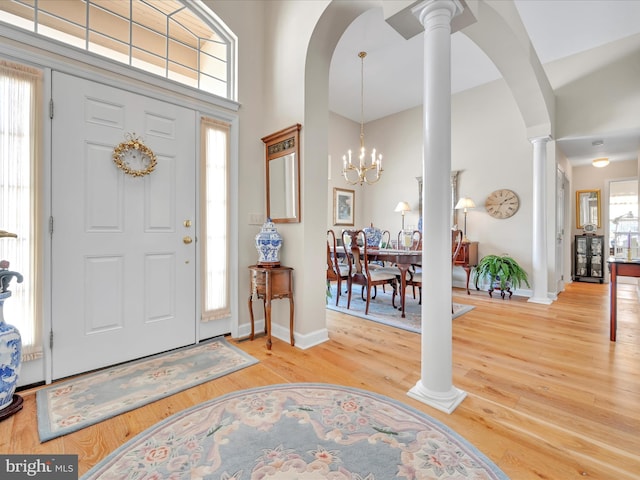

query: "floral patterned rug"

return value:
[36, 337, 258, 442]
[326, 284, 474, 333]
[82, 383, 509, 479]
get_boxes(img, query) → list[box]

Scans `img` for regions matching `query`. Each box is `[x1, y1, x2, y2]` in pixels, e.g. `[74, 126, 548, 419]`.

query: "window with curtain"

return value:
[0, 60, 43, 361]
[201, 117, 230, 320]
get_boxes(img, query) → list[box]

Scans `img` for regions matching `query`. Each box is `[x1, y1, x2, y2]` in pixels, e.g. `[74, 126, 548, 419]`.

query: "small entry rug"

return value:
[82, 383, 509, 479]
[37, 336, 258, 442]
[327, 284, 474, 333]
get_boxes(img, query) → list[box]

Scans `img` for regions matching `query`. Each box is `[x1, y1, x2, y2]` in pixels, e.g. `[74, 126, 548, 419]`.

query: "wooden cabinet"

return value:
[574, 235, 604, 283]
[454, 241, 479, 294]
[248, 265, 294, 350]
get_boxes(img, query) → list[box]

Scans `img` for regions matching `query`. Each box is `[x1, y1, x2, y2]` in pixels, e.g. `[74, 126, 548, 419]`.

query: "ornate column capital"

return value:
[412, 0, 463, 28]
[529, 135, 552, 145]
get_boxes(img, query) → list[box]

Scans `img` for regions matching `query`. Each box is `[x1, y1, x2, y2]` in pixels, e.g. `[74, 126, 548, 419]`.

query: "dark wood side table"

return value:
[454, 241, 479, 294]
[607, 258, 640, 341]
[248, 265, 294, 350]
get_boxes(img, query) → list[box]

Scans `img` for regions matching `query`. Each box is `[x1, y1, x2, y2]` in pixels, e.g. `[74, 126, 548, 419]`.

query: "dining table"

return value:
[332, 245, 422, 318]
[607, 257, 640, 341]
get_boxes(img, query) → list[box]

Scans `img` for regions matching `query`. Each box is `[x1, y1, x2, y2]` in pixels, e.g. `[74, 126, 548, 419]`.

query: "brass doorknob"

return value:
[183, 236, 193, 244]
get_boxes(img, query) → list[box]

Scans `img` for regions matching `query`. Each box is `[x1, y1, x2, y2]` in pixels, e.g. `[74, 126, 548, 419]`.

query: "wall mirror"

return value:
[576, 189, 601, 229]
[262, 124, 301, 223]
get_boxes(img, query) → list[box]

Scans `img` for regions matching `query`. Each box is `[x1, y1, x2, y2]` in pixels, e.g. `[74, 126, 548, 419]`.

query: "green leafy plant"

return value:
[472, 254, 530, 291]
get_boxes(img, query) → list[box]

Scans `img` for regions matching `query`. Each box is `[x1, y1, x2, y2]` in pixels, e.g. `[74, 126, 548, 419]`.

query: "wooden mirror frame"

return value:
[576, 189, 601, 229]
[262, 124, 301, 223]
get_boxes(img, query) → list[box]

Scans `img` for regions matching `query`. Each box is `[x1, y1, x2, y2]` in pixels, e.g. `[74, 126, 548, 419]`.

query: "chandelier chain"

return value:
[359, 51, 365, 150]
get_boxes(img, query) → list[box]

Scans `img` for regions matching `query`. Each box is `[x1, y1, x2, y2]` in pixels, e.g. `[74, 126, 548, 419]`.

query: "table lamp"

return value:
[455, 197, 476, 242]
[394, 201, 411, 230]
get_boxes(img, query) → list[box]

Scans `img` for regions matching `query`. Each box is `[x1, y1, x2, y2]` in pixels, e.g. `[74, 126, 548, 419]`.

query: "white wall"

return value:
[207, 0, 268, 332]
[329, 78, 537, 288]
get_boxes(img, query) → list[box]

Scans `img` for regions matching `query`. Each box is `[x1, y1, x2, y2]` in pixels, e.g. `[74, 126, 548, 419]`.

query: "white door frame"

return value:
[0, 29, 240, 386]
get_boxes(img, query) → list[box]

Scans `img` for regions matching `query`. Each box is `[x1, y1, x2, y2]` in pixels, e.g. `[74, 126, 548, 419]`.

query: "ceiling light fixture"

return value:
[592, 157, 609, 168]
[342, 51, 383, 185]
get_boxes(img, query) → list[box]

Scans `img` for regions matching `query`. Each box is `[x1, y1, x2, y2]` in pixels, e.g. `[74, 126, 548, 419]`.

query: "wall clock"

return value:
[485, 189, 519, 219]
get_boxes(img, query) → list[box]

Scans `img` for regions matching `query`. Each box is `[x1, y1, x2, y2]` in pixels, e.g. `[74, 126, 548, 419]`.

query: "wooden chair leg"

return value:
[364, 284, 372, 315]
[391, 280, 398, 308]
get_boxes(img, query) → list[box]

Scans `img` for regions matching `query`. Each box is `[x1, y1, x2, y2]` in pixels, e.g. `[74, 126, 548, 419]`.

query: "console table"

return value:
[248, 265, 294, 350]
[607, 258, 640, 341]
[454, 241, 479, 294]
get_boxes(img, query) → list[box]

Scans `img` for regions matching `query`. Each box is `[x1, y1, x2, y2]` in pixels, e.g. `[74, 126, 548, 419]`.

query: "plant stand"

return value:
[488, 286, 512, 299]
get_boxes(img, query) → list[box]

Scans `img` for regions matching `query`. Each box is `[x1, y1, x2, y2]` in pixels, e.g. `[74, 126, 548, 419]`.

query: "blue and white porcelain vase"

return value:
[255, 218, 282, 266]
[0, 263, 23, 412]
[363, 225, 382, 248]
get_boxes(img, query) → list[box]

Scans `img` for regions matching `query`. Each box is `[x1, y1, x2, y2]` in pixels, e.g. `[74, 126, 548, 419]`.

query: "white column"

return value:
[529, 136, 553, 304]
[407, 0, 466, 414]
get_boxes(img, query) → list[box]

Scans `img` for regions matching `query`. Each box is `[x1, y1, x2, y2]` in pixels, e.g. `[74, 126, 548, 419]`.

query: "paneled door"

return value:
[50, 72, 197, 379]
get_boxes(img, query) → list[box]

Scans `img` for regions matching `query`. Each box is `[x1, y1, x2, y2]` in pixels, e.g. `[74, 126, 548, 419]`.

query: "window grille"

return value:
[0, 0, 236, 100]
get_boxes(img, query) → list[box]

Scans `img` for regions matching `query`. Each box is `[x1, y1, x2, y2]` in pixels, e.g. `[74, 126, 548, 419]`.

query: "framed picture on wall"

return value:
[333, 188, 355, 226]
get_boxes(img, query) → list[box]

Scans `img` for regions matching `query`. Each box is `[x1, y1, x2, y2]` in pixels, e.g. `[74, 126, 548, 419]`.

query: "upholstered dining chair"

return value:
[397, 230, 422, 251]
[326, 229, 350, 306]
[376, 230, 422, 296]
[342, 229, 398, 315]
[406, 229, 463, 307]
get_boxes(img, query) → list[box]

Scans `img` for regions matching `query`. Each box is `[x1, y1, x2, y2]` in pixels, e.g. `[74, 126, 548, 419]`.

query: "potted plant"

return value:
[472, 254, 530, 295]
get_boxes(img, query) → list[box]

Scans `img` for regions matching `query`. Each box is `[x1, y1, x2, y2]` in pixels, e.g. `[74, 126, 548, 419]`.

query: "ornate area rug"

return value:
[326, 284, 474, 333]
[37, 336, 258, 442]
[82, 383, 509, 479]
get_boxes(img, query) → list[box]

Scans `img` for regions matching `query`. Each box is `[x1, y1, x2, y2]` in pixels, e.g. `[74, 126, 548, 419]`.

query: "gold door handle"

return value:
[183, 236, 193, 244]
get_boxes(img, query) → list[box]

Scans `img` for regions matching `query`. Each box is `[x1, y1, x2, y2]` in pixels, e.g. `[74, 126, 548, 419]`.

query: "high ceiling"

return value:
[329, 0, 640, 166]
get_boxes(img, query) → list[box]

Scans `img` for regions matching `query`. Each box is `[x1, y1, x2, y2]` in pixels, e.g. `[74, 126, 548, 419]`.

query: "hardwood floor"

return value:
[2, 282, 638, 479]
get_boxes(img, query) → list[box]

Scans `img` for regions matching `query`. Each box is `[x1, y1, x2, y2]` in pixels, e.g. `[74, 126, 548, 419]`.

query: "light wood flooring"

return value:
[1, 281, 639, 479]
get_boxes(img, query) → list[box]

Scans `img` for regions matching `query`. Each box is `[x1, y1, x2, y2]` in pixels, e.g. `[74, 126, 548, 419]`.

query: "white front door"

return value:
[51, 72, 197, 379]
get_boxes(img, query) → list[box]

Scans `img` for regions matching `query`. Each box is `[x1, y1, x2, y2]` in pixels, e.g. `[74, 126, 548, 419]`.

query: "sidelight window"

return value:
[0, 60, 43, 361]
[201, 117, 230, 320]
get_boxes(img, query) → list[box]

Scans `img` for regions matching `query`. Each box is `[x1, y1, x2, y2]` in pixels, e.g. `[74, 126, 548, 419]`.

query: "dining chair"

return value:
[326, 229, 350, 306]
[406, 229, 463, 307]
[367, 229, 392, 272]
[342, 229, 398, 315]
[397, 230, 422, 251]
[376, 230, 422, 296]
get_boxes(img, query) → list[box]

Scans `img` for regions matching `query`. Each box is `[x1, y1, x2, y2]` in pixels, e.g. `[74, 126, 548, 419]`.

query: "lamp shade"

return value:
[455, 197, 476, 210]
[394, 201, 411, 213]
[592, 157, 609, 168]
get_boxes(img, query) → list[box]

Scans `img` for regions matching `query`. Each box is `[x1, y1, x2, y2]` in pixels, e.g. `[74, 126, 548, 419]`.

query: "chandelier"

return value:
[342, 51, 383, 185]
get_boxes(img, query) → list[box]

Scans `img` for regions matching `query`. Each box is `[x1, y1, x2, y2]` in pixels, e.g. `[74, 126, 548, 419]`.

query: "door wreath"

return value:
[113, 134, 157, 177]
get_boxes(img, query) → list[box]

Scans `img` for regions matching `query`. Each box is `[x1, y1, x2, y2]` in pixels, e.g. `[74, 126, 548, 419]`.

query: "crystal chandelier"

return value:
[342, 51, 383, 185]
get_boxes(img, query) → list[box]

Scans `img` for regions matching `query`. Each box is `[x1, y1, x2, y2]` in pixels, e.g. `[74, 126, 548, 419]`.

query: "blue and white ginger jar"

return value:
[255, 218, 282, 266]
[0, 267, 23, 412]
[363, 225, 382, 248]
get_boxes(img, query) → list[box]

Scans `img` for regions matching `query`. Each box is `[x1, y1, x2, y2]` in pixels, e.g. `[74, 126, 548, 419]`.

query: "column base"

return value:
[407, 380, 467, 414]
[528, 296, 553, 305]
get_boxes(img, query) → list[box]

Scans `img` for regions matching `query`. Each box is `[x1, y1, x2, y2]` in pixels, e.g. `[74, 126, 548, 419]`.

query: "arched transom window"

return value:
[0, 0, 236, 100]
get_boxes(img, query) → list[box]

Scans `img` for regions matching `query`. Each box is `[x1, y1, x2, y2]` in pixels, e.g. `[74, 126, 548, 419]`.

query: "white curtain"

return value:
[0, 60, 43, 361]
[200, 116, 230, 321]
